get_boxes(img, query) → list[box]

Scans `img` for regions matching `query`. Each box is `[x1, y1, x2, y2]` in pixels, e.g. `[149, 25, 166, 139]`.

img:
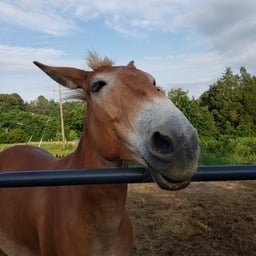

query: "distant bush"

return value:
[0, 128, 29, 144]
[199, 136, 256, 165]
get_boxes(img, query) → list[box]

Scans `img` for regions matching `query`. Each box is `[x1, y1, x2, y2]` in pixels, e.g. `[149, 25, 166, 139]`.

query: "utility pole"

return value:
[58, 84, 65, 150]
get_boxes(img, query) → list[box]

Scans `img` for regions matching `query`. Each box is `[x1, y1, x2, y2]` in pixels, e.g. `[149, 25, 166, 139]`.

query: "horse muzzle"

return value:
[134, 98, 200, 191]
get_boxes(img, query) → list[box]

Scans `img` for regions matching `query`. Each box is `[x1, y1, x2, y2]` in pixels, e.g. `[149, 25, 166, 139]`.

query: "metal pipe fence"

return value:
[0, 165, 255, 188]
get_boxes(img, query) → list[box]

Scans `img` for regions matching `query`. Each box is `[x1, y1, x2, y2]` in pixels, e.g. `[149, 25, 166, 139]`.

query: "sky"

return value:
[1, 0, 256, 102]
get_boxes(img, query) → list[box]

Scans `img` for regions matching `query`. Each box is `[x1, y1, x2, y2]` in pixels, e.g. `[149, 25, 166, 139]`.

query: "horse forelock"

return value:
[87, 51, 113, 70]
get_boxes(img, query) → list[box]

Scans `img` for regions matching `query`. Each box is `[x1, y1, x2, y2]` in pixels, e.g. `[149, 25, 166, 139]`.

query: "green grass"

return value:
[199, 136, 256, 165]
[0, 142, 76, 157]
[198, 153, 239, 165]
[40, 142, 76, 157]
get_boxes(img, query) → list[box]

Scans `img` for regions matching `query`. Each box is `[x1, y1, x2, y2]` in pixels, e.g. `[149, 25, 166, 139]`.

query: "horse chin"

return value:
[140, 157, 192, 191]
[149, 170, 191, 191]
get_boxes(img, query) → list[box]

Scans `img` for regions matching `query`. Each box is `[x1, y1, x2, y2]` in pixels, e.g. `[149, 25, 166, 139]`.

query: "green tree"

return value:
[0, 93, 24, 111]
[168, 88, 217, 138]
[200, 67, 256, 136]
[200, 68, 240, 135]
[238, 67, 256, 134]
[62, 101, 86, 137]
[27, 96, 57, 116]
[0, 93, 86, 143]
[68, 130, 78, 141]
[0, 128, 29, 143]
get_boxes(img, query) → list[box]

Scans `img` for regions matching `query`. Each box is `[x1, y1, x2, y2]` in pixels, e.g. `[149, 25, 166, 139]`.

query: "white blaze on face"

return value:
[127, 96, 199, 186]
[131, 97, 189, 159]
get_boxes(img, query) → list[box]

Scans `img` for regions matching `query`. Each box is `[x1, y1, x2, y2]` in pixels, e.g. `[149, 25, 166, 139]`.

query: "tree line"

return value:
[167, 67, 256, 164]
[168, 67, 256, 138]
[0, 66, 256, 145]
[0, 94, 85, 143]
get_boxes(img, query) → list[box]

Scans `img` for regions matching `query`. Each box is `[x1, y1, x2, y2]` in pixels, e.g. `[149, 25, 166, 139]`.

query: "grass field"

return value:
[0, 142, 77, 158]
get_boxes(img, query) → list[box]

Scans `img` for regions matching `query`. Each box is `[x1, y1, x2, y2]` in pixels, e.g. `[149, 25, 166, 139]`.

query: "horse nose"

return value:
[149, 132, 174, 159]
[148, 126, 199, 162]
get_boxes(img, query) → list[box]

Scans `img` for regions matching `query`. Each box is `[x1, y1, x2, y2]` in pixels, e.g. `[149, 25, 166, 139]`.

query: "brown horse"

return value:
[0, 52, 199, 256]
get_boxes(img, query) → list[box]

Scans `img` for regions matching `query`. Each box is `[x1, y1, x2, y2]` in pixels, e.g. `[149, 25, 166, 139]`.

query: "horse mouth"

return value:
[141, 157, 192, 191]
[150, 170, 191, 191]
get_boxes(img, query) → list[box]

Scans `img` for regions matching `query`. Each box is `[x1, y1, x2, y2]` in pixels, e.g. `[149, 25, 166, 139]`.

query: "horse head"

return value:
[34, 52, 200, 191]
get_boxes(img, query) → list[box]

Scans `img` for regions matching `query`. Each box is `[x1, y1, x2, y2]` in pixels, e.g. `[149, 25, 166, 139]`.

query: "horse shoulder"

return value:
[0, 145, 57, 171]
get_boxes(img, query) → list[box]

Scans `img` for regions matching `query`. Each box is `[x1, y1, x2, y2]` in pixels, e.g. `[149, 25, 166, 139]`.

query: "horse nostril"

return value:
[151, 132, 173, 155]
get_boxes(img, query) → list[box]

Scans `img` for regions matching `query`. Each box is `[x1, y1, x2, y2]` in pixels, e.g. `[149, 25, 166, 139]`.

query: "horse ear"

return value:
[127, 61, 136, 69]
[33, 61, 89, 89]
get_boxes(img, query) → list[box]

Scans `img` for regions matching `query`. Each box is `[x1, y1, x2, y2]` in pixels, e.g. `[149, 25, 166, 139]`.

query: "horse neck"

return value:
[61, 116, 126, 169]
[58, 125, 128, 227]
[57, 124, 128, 192]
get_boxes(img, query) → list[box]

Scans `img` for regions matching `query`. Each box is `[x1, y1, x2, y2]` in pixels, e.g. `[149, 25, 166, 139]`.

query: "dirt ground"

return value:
[127, 181, 256, 256]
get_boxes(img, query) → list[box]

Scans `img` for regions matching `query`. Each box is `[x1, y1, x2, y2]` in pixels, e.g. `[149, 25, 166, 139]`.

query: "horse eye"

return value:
[91, 80, 107, 93]
[153, 79, 156, 86]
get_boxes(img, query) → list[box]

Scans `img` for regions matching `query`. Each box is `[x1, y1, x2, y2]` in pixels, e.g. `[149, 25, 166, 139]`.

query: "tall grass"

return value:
[199, 136, 256, 165]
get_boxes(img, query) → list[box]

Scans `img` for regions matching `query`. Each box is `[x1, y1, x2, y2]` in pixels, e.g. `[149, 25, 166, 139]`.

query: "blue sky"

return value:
[1, 0, 256, 101]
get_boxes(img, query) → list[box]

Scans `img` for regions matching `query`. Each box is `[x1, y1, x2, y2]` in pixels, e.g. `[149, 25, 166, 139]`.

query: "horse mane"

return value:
[87, 51, 113, 70]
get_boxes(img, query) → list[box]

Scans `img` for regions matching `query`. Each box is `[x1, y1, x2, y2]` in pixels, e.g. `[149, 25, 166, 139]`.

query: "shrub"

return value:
[0, 128, 29, 144]
[199, 136, 256, 165]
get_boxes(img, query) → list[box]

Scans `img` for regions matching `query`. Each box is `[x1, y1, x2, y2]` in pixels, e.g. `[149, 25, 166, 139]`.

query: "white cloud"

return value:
[0, 1, 77, 36]
[0, 44, 86, 102]
[2, 0, 255, 49]
[0, 0, 189, 37]
[1, 0, 256, 101]
[137, 51, 224, 98]
[186, 1, 256, 52]
[94, 0, 187, 36]
[0, 45, 64, 69]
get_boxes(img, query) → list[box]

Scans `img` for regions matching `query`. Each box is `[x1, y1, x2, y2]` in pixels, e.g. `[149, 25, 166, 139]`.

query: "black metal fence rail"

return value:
[0, 165, 255, 188]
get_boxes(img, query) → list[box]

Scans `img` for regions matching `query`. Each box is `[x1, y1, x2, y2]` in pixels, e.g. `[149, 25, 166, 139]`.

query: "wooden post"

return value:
[58, 84, 65, 150]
